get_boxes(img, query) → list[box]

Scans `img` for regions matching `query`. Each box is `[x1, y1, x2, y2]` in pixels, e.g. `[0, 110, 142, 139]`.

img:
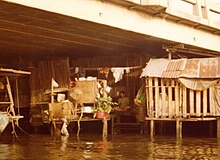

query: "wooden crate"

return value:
[75, 80, 98, 104]
[49, 102, 73, 119]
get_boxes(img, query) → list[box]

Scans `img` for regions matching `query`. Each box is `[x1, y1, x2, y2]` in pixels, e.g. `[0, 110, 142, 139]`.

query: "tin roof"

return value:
[141, 57, 220, 78]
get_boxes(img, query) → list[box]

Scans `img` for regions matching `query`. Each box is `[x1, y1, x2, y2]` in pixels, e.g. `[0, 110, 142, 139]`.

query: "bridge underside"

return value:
[0, 0, 219, 60]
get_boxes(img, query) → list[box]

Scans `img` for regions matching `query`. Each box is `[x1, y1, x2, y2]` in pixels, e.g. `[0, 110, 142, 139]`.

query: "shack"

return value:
[0, 68, 31, 136]
[29, 56, 145, 136]
[141, 57, 220, 138]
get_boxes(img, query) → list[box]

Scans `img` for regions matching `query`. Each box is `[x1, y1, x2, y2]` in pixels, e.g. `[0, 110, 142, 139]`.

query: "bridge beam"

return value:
[3, 0, 220, 53]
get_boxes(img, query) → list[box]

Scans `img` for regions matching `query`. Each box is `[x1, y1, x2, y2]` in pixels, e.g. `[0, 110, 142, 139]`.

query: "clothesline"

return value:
[82, 65, 142, 70]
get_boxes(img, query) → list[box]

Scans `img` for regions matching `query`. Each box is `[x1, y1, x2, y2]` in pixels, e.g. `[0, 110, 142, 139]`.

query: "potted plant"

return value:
[95, 96, 117, 119]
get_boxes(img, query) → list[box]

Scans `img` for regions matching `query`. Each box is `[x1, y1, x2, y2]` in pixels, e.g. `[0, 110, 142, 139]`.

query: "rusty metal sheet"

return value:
[180, 59, 200, 78]
[199, 58, 218, 78]
[140, 59, 169, 77]
[141, 57, 220, 79]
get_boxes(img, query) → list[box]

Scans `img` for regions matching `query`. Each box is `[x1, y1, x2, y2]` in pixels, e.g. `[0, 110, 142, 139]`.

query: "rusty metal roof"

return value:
[141, 57, 220, 78]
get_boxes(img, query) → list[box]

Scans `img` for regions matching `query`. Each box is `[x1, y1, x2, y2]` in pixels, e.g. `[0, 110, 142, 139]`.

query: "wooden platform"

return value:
[145, 116, 220, 139]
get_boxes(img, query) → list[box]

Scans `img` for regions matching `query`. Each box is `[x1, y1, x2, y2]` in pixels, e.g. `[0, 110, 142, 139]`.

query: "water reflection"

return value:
[0, 134, 219, 159]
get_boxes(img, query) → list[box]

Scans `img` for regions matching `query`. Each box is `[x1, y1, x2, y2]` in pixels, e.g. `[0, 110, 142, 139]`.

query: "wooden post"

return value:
[148, 78, 154, 117]
[182, 86, 187, 118]
[189, 90, 194, 116]
[176, 119, 182, 139]
[6, 76, 15, 116]
[203, 90, 208, 116]
[145, 78, 149, 116]
[175, 82, 180, 117]
[102, 118, 108, 138]
[51, 78, 54, 103]
[155, 78, 159, 118]
[168, 80, 172, 118]
[209, 87, 215, 116]
[217, 118, 220, 139]
[196, 91, 201, 117]
[15, 78, 20, 115]
[161, 79, 166, 117]
[150, 120, 154, 138]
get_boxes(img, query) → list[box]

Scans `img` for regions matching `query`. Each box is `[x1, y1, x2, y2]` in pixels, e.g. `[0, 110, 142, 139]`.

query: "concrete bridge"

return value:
[1, 0, 220, 58]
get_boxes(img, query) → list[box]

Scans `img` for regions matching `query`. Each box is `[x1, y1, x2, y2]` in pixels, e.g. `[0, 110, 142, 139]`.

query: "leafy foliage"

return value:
[96, 96, 117, 113]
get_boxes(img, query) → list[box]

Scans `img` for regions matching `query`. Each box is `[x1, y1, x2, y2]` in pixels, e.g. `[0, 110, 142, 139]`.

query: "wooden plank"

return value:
[161, 79, 167, 117]
[148, 77, 154, 117]
[196, 91, 201, 117]
[168, 80, 173, 118]
[175, 82, 180, 117]
[209, 87, 215, 116]
[203, 89, 208, 116]
[154, 78, 159, 118]
[145, 78, 149, 117]
[182, 86, 187, 118]
[189, 90, 194, 115]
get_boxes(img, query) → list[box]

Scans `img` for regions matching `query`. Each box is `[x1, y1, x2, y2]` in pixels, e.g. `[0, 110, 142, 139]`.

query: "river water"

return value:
[0, 133, 219, 160]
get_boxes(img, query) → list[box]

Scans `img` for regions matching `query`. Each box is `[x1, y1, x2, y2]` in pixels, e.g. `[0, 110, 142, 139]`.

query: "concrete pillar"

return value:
[203, 0, 210, 19]
[194, 0, 202, 17]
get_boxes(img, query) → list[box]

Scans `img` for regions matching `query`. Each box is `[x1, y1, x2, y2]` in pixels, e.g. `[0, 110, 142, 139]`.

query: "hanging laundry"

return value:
[111, 67, 130, 83]
[99, 67, 110, 78]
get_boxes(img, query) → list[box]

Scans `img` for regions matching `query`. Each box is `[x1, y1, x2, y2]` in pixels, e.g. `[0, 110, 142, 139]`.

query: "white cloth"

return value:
[111, 67, 130, 83]
[178, 78, 219, 91]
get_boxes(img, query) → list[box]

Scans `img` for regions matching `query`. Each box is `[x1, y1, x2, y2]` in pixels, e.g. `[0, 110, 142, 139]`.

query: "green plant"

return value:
[96, 96, 117, 113]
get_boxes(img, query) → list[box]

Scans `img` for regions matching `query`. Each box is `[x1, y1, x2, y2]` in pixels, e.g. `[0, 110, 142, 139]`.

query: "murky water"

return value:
[0, 134, 219, 160]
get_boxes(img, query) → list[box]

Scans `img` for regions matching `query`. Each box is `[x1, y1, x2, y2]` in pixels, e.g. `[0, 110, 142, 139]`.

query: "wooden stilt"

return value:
[217, 118, 220, 139]
[150, 120, 154, 138]
[176, 119, 182, 139]
[102, 118, 108, 138]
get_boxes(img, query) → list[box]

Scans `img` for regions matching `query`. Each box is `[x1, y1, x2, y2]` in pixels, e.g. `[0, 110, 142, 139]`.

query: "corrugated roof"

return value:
[140, 59, 169, 77]
[141, 57, 220, 78]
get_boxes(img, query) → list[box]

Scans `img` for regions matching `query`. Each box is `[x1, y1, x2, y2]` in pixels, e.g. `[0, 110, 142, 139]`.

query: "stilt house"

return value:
[141, 58, 220, 119]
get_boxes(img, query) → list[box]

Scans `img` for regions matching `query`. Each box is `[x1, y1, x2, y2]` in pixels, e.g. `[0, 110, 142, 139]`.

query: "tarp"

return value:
[0, 112, 9, 134]
[178, 78, 219, 91]
[178, 78, 220, 115]
[212, 86, 220, 115]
